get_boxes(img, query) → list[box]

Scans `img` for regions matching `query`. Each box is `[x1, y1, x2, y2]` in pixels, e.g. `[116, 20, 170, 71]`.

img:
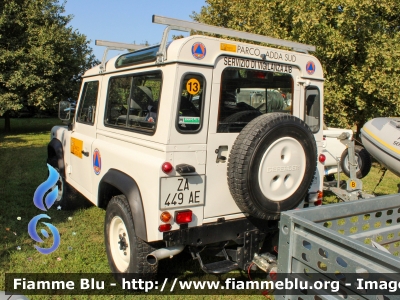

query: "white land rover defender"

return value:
[48, 16, 325, 279]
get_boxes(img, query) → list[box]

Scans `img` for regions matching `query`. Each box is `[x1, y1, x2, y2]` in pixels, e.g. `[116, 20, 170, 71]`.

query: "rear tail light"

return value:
[319, 154, 326, 163]
[175, 210, 193, 224]
[315, 191, 323, 206]
[158, 224, 172, 232]
[161, 162, 173, 174]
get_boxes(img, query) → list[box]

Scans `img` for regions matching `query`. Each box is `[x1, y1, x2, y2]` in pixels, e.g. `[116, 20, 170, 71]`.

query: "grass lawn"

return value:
[1, 117, 399, 299]
[323, 162, 399, 204]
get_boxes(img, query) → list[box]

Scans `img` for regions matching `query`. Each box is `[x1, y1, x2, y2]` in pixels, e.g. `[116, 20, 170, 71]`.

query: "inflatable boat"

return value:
[361, 117, 400, 177]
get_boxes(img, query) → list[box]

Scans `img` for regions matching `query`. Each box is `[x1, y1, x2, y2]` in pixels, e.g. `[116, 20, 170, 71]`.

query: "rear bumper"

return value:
[163, 217, 278, 247]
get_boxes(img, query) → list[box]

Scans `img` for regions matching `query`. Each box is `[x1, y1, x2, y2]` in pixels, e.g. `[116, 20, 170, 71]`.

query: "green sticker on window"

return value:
[179, 117, 200, 124]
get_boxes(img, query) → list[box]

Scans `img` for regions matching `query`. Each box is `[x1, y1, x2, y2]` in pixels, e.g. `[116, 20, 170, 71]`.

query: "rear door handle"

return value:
[215, 146, 227, 163]
[176, 164, 196, 174]
[81, 150, 89, 157]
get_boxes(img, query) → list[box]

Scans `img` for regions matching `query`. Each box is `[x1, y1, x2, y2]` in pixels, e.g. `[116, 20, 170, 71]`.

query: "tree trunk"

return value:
[4, 111, 11, 133]
[355, 119, 365, 142]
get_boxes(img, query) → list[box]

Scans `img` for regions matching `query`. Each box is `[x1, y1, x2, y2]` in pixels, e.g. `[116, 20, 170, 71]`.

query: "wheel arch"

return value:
[99, 169, 147, 241]
[47, 138, 65, 177]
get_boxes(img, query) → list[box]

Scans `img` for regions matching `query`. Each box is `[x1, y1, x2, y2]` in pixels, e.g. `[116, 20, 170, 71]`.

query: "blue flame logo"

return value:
[28, 214, 60, 254]
[28, 164, 61, 254]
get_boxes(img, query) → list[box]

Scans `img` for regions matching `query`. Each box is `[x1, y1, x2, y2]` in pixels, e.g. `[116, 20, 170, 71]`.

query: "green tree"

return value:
[0, 0, 98, 132]
[193, 0, 400, 134]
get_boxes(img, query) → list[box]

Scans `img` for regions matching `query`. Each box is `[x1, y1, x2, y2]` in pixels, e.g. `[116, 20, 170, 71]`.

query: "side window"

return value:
[128, 74, 161, 126]
[305, 86, 320, 133]
[176, 74, 205, 132]
[106, 76, 132, 126]
[104, 71, 162, 134]
[76, 81, 99, 125]
[217, 67, 293, 133]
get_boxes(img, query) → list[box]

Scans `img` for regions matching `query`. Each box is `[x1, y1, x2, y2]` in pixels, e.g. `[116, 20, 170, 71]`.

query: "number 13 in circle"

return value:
[186, 78, 200, 95]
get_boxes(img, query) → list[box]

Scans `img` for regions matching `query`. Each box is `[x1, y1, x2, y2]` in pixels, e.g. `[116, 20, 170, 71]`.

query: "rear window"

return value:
[176, 74, 206, 133]
[217, 67, 293, 133]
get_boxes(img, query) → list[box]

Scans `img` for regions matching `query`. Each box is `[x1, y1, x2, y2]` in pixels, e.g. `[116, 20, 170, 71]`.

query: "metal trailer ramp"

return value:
[276, 194, 400, 300]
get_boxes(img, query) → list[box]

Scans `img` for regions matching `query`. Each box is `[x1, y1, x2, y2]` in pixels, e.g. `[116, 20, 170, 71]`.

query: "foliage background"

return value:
[0, 0, 98, 131]
[193, 0, 400, 133]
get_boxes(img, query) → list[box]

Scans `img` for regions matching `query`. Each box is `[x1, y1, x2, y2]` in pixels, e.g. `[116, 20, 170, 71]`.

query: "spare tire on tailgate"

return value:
[227, 113, 317, 220]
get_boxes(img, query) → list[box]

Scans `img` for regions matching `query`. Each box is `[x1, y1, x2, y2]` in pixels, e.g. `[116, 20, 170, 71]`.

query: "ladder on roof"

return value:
[95, 15, 316, 70]
[152, 15, 316, 63]
[95, 40, 147, 73]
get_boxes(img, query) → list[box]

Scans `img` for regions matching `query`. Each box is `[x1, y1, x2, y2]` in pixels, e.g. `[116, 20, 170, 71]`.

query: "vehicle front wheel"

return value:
[47, 157, 79, 210]
[104, 195, 157, 284]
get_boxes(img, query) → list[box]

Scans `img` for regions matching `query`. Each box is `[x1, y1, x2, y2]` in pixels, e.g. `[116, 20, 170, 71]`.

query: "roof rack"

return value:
[95, 40, 147, 73]
[152, 15, 316, 63]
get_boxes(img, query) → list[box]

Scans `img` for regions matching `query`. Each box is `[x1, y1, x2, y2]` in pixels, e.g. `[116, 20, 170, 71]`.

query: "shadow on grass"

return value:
[0, 117, 64, 135]
[0, 135, 26, 146]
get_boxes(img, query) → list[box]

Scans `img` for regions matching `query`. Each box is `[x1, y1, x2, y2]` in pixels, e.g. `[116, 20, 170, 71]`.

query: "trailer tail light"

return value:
[308, 191, 323, 206]
[319, 154, 326, 163]
[315, 191, 323, 206]
[161, 162, 173, 174]
[160, 211, 172, 223]
[158, 224, 172, 232]
[175, 210, 192, 224]
[269, 268, 278, 281]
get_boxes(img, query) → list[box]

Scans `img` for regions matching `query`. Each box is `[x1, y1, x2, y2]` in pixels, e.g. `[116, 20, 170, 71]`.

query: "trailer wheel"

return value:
[105, 195, 157, 284]
[227, 113, 317, 220]
[340, 145, 372, 179]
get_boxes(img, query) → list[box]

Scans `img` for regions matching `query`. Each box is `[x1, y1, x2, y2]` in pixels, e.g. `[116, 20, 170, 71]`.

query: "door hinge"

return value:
[296, 76, 310, 86]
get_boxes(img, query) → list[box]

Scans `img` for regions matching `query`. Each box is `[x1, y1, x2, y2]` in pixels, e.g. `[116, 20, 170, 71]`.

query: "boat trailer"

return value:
[323, 132, 375, 201]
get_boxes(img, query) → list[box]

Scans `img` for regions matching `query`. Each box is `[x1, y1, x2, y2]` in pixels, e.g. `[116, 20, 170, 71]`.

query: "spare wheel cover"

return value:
[258, 137, 306, 201]
[227, 113, 317, 220]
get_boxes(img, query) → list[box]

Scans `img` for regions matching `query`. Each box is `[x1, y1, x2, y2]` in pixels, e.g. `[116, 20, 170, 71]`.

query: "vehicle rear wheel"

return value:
[340, 145, 372, 179]
[105, 195, 157, 284]
[227, 113, 317, 220]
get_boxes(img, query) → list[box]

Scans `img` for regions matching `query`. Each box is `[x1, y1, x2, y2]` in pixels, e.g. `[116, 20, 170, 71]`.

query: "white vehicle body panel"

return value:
[50, 32, 325, 242]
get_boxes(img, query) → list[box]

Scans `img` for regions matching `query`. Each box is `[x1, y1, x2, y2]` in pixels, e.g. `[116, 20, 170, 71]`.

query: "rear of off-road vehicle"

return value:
[47, 15, 325, 280]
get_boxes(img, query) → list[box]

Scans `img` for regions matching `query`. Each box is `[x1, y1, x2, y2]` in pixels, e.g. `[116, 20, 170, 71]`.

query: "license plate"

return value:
[160, 175, 205, 209]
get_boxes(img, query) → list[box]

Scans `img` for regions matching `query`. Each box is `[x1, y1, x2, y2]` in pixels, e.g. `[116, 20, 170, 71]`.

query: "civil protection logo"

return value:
[28, 164, 61, 254]
[306, 61, 316, 75]
[93, 148, 101, 175]
[192, 42, 206, 60]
